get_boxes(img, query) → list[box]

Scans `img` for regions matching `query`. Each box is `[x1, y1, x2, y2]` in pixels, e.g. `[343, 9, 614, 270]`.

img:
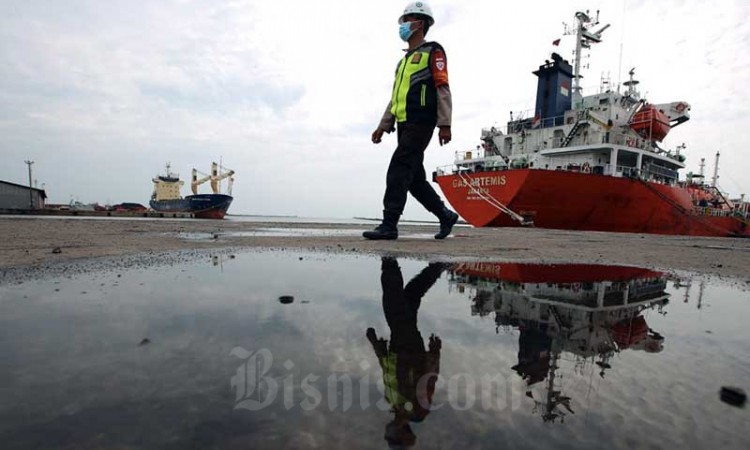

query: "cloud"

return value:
[0, 0, 748, 217]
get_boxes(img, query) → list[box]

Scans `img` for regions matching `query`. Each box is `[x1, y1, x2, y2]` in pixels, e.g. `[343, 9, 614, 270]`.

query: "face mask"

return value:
[399, 21, 415, 41]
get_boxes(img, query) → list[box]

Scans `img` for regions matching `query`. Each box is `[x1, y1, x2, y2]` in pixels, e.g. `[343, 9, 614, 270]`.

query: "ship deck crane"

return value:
[211, 164, 235, 195]
[191, 162, 235, 195]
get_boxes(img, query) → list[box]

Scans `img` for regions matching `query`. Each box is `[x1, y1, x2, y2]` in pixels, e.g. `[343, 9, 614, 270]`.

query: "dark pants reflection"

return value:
[367, 257, 445, 449]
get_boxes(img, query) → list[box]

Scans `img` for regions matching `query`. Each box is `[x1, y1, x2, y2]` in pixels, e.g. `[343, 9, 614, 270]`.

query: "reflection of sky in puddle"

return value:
[177, 228, 438, 239]
[0, 253, 748, 449]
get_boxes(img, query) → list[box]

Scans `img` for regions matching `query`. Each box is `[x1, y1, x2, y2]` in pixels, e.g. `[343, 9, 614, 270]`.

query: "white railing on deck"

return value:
[693, 206, 750, 220]
[441, 154, 682, 186]
[454, 148, 487, 161]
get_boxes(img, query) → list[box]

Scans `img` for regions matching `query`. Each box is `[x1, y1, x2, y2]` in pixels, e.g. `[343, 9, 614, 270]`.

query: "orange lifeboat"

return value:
[629, 104, 671, 141]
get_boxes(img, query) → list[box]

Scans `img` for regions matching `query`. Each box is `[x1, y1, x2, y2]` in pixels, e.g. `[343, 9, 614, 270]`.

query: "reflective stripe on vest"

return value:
[390, 49, 431, 122]
[380, 354, 407, 407]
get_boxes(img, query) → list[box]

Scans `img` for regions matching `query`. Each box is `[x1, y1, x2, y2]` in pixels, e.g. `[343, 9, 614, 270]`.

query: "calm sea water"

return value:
[0, 251, 747, 449]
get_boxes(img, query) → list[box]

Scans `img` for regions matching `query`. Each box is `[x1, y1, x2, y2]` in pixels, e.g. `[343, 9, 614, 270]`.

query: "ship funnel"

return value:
[532, 52, 573, 127]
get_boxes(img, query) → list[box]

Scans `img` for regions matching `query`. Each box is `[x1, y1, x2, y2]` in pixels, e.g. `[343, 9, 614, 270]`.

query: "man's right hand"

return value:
[371, 128, 384, 144]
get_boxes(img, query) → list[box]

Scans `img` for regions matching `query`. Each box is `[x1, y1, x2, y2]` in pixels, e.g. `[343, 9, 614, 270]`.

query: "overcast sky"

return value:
[2, 0, 748, 220]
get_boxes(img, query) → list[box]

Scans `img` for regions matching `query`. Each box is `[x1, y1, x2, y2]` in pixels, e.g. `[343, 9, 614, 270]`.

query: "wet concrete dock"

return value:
[1, 216, 749, 282]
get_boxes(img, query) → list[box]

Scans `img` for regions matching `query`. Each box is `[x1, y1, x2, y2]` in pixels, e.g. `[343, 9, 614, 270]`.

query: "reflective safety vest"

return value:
[380, 354, 408, 408]
[390, 42, 442, 125]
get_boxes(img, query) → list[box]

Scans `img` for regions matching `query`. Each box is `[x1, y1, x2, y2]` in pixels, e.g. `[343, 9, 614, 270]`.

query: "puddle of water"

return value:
[176, 228, 437, 239]
[0, 253, 748, 449]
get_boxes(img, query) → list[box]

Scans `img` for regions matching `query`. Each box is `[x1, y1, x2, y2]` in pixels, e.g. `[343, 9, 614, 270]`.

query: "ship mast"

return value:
[571, 13, 587, 103]
[567, 10, 610, 105]
[711, 151, 720, 188]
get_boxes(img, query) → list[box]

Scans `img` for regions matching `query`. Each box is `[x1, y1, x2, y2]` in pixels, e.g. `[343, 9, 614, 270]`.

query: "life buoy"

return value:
[675, 102, 687, 113]
[582, 162, 591, 173]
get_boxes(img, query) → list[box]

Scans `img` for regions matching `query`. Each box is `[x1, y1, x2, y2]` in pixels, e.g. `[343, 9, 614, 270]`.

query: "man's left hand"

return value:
[438, 126, 451, 146]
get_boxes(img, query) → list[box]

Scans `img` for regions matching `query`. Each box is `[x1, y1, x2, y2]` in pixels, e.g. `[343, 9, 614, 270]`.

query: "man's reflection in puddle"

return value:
[367, 257, 446, 449]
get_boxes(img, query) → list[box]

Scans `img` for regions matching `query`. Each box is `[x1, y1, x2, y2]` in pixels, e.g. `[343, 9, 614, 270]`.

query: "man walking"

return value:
[363, 1, 459, 240]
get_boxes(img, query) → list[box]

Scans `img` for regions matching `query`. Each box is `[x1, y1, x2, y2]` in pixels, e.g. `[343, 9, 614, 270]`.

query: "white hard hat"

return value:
[398, 1, 434, 26]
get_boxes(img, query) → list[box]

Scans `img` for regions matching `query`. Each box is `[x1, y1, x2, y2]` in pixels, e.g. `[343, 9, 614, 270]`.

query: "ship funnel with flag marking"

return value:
[532, 52, 573, 128]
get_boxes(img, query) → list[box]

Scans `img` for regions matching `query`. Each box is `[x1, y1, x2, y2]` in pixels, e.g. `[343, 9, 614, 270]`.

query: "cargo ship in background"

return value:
[434, 10, 749, 237]
[150, 162, 234, 219]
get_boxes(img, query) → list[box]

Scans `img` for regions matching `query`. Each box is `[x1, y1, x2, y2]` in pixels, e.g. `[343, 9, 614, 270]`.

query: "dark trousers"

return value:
[383, 123, 445, 217]
[381, 258, 444, 353]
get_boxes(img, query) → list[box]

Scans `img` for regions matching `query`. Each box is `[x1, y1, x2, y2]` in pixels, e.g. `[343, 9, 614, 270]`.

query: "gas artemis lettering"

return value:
[452, 175, 507, 188]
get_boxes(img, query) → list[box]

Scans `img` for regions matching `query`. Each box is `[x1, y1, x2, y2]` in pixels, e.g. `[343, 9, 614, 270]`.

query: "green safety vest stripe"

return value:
[380, 353, 409, 407]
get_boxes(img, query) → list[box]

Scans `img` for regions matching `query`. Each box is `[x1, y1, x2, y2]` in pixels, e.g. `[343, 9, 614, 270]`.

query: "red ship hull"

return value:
[436, 169, 749, 237]
[194, 209, 229, 219]
[451, 262, 664, 284]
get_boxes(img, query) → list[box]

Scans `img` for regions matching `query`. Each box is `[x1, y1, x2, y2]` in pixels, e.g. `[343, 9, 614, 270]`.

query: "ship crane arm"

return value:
[210, 168, 235, 194]
[226, 177, 234, 196]
[191, 169, 212, 195]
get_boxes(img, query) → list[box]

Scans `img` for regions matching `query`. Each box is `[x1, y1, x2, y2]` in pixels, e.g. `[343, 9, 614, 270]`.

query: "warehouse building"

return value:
[0, 180, 47, 209]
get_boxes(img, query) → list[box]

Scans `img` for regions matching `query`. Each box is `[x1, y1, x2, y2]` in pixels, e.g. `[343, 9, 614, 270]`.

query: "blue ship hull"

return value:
[150, 194, 233, 219]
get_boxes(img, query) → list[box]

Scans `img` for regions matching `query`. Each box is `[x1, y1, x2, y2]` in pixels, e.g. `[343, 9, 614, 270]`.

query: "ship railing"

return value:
[437, 164, 481, 176]
[608, 132, 686, 164]
[603, 164, 640, 177]
[440, 159, 683, 181]
[528, 112, 603, 151]
[454, 147, 488, 161]
[548, 161, 623, 176]
[441, 158, 509, 174]
[693, 206, 750, 219]
[642, 163, 679, 182]
[506, 111, 571, 135]
[450, 159, 641, 179]
[609, 131, 649, 150]
[503, 111, 680, 153]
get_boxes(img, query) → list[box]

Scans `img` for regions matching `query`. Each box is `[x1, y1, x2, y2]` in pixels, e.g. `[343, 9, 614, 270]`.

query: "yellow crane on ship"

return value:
[191, 162, 235, 195]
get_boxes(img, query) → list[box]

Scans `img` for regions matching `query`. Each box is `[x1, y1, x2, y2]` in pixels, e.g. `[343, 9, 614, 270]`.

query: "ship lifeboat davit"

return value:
[629, 104, 671, 141]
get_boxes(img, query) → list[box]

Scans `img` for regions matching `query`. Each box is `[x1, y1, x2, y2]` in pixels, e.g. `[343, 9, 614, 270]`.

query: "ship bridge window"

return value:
[616, 150, 638, 168]
[599, 98, 609, 105]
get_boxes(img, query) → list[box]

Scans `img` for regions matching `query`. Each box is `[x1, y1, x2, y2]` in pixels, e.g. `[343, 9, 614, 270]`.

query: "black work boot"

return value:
[363, 211, 399, 240]
[434, 208, 459, 240]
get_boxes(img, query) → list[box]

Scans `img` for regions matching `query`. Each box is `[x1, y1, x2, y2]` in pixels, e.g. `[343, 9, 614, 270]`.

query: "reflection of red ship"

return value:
[449, 262, 669, 423]
[434, 11, 749, 237]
